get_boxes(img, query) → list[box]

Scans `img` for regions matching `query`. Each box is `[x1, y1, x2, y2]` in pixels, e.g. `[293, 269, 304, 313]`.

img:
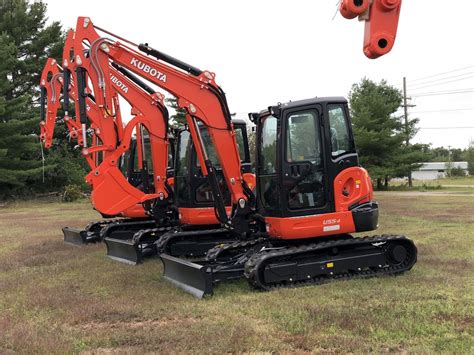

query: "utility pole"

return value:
[402, 77, 416, 187]
[447, 145, 452, 177]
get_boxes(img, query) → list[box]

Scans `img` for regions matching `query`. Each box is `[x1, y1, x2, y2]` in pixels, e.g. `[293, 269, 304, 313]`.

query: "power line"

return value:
[411, 88, 474, 97]
[409, 65, 474, 83]
[410, 76, 474, 91]
[418, 126, 474, 130]
[408, 73, 474, 90]
[407, 72, 474, 88]
[411, 108, 474, 113]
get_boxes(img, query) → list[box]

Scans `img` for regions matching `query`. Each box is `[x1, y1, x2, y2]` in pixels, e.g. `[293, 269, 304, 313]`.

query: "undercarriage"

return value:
[161, 234, 417, 298]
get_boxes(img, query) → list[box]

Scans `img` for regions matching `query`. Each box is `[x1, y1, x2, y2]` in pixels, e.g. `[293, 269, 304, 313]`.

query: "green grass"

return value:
[387, 176, 474, 195]
[0, 195, 473, 353]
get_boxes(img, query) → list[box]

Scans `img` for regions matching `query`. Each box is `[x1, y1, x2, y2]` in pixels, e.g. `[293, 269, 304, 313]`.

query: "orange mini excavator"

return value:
[56, 17, 256, 265]
[40, 24, 255, 264]
[41, 0, 410, 295]
[160, 96, 417, 298]
[63, 12, 414, 297]
[40, 51, 169, 246]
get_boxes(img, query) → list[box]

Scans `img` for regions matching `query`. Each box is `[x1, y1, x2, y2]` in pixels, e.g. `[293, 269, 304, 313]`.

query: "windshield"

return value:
[176, 130, 190, 177]
[286, 112, 322, 167]
[195, 122, 247, 167]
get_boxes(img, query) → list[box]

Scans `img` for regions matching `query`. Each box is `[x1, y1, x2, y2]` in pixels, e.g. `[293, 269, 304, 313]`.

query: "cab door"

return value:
[281, 107, 331, 217]
[323, 103, 358, 207]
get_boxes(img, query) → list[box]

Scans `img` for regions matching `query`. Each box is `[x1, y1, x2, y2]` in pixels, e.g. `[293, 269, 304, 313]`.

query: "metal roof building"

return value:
[412, 161, 468, 180]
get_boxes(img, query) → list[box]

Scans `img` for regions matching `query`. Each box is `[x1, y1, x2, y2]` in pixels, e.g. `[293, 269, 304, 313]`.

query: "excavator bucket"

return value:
[62, 227, 100, 245]
[161, 254, 214, 298]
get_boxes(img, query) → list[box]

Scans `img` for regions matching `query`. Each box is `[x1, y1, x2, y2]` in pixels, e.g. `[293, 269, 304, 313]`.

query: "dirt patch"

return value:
[0, 239, 76, 271]
[420, 257, 474, 276]
[75, 317, 199, 332]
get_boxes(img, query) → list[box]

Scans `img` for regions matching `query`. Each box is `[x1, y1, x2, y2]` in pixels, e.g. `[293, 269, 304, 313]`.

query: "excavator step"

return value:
[62, 227, 100, 245]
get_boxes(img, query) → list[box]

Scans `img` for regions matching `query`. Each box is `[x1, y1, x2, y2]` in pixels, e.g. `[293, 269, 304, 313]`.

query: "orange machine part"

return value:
[265, 211, 356, 239]
[73, 17, 248, 212]
[179, 207, 232, 225]
[339, 0, 369, 19]
[340, 0, 402, 59]
[264, 167, 373, 239]
[363, 0, 402, 59]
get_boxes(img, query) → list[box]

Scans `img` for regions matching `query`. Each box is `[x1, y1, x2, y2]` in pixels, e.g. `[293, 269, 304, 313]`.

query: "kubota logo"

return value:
[130, 58, 167, 82]
[110, 74, 129, 93]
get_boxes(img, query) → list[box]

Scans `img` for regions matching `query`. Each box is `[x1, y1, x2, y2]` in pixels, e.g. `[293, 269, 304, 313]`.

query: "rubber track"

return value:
[244, 234, 417, 291]
[155, 228, 229, 254]
[206, 238, 267, 261]
[132, 226, 173, 244]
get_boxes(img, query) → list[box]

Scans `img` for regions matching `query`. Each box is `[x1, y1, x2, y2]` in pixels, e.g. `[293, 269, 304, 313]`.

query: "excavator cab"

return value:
[120, 135, 175, 193]
[174, 119, 251, 225]
[257, 97, 358, 218]
[254, 97, 379, 238]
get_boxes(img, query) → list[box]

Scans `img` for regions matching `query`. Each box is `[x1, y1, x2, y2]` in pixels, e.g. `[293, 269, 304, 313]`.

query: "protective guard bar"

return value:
[75, 67, 88, 146]
[40, 87, 46, 121]
[138, 43, 203, 77]
[63, 69, 71, 112]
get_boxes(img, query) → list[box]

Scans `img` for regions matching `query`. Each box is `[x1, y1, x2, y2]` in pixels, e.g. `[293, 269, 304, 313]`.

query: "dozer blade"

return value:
[161, 254, 213, 299]
[104, 237, 155, 265]
[63, 227, 91, 245]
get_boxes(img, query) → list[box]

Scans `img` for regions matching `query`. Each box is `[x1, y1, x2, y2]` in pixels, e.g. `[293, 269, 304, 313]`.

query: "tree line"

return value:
[0, 1, 472, 200]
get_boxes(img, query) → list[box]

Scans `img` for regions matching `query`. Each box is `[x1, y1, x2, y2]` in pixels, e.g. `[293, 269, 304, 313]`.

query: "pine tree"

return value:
[165, 96, 187, 127]
[467, 140, 474, 175]
[0, 0, 64, 198]
[349, 78, 405, 189]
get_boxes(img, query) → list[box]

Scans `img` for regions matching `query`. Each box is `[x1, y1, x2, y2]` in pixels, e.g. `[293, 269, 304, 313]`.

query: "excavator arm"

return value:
[72, 17, 252, 233]
[84, 63, 172, 217]
[39, 58, 69, 149]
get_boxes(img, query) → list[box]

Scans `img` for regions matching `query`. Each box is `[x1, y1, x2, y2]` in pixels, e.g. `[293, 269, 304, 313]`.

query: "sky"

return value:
[44, 0, 474, 149]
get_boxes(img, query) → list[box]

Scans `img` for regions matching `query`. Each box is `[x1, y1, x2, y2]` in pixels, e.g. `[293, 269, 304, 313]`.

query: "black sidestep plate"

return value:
[161, 254, 213, 299]
[62, 227, 89, 245]
[104, 237, 143, 265]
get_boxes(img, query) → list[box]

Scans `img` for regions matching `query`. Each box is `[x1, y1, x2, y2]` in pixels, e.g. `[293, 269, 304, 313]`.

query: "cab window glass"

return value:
[196, 125, 220, 167]
[286, 111, 321, 165]
[259, 115, 280, 210]
[234, 127, 246, 162]
[176, 130, 190, 176]
[328, 105, 351, 157]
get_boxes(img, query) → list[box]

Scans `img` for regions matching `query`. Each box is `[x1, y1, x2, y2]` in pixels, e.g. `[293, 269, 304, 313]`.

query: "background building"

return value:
[412, 162, 468, 180]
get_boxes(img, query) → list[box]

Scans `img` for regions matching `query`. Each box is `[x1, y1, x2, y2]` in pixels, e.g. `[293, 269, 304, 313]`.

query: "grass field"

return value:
[1, 192, 473, 353]
[390, 175, 474, 192]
